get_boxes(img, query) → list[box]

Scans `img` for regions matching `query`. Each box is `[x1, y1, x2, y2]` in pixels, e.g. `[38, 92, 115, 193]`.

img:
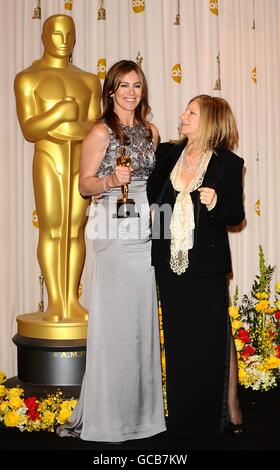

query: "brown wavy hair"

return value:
[98, 60, 152, 144]
[178, 94, 239, 152]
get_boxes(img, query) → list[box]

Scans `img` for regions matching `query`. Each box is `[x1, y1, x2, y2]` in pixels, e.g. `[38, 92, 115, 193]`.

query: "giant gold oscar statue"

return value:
[12, 15, 101, 387]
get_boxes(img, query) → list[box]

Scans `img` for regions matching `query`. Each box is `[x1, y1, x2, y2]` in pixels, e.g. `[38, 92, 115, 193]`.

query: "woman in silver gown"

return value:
[57, 60, 166, 442]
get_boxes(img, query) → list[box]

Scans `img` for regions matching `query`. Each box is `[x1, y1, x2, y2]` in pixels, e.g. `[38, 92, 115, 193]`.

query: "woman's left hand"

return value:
[198, 187, 216, 206]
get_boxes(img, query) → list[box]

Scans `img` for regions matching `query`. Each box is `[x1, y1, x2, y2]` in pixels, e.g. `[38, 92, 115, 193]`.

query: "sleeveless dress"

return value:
[57, 123, 166, 442]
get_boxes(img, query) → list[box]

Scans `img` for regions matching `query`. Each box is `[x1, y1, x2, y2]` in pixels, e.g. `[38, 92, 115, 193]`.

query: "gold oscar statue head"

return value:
[42, 14, 75, 59]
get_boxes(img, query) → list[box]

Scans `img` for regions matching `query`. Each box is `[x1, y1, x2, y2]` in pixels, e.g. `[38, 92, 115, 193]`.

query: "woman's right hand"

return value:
[109, 165, 133, 188]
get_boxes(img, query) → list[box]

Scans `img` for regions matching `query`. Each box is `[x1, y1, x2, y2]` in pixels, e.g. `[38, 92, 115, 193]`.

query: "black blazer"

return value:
[147, 141, 245, 277]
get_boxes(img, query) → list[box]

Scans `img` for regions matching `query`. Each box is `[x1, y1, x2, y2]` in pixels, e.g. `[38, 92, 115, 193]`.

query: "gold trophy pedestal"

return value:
[16, 312, 87, 340]
[12, 312, 87, 387]
[114, 198, 140, 218]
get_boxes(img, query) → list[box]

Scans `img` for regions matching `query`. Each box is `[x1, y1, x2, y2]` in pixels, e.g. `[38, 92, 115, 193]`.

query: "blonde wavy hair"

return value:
[178, 94, 239, 152]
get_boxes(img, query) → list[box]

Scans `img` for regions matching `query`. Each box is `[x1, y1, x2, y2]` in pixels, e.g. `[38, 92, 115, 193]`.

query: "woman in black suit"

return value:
[147, 95, 245, 447]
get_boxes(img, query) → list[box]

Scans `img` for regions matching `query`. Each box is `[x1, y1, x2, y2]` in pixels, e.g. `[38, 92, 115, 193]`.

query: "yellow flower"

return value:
[0, 400, 9, 412]
[0, 385, 6, 397]
[4, 410, 20, 427]
[275, 300, 280, 310]
[8, 396, 24, 409]
[238, 361, 247, 369]
[265, 307, 276, 314]
[275, 282, 280, 294]
[255, 292, 269, 300]
[70, 399, 77, 408]
[38, 401, 48, 411]
[261, 292, 269, 299]
[234, 338, 245, 351]
[265, 357, 280, 369]
[7, 387, 24, 397]
[60, 400, 71, 410]
[255, 300, 270, 312]
[41, 410, 55, 425]
[0, 371, 6, 384]
[228, 306, 240, 318]
[57, 408, 72, 424]
[231, 320, 243, 330]
[238, 368, 246, 379]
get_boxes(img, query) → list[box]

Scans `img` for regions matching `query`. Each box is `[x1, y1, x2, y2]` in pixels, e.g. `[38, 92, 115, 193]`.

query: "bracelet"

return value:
[103, 175, 113, 193]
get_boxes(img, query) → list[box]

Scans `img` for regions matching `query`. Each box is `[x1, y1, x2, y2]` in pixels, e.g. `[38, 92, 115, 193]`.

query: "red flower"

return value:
[274, 311, 280, 319]
[275, 346, 280, 359]
[269, 331, 276, 338]
[237, 328, 250, 343]
[24, 396, 39, 411]
[24, 397, 40, 421]
[240, 345, 256, 358]
[27, 409, 40, 421]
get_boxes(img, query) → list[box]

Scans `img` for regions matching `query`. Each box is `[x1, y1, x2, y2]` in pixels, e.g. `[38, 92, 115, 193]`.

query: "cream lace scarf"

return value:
[169, 149, 212, 275]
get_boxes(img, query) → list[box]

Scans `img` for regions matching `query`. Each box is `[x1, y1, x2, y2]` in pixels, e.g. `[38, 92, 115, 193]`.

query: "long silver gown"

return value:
[57, 123, 166, 442]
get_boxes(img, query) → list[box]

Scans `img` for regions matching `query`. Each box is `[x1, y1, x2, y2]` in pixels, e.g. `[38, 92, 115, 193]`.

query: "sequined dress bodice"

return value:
[96, 123, 155, 180]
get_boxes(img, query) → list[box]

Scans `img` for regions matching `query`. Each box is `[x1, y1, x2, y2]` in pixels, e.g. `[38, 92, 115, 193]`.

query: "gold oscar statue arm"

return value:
[87, 77, 102, 126]
[49, 76, 102, 141]
[14, 74, 81, 142]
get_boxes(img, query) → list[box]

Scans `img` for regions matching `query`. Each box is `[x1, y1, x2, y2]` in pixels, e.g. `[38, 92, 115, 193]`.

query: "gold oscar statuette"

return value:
[14, 14, 101, 338]
[114, 147, 139, 219]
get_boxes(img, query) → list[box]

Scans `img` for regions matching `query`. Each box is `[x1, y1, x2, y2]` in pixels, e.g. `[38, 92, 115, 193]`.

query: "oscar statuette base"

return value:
[113, 199, 140, 218]
[16, 312, 88, 340]
[12, 334, 86, 387]
[12, 312, 88, 388]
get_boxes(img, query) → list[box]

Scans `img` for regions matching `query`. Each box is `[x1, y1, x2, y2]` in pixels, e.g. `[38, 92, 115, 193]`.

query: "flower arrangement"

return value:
[229, 245, 280, 391]
[0, 372, 77, 432]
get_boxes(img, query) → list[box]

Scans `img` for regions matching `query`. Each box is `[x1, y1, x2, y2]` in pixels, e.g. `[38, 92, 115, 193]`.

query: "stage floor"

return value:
[1, 386, 279, 461]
